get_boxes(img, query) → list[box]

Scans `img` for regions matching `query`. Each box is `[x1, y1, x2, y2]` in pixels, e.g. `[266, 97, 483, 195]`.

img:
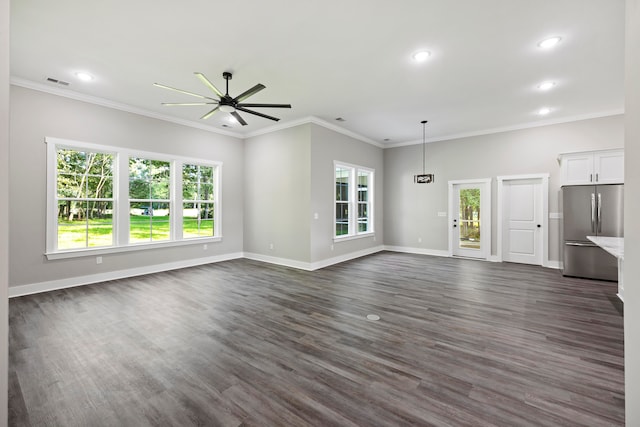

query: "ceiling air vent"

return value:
[46, 77, 70, 86]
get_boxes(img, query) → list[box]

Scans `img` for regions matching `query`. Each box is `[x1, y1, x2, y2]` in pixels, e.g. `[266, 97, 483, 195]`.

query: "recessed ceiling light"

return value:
[537, 81, 556, 91]
[75, 72, 94, 82]
[412, 50, 431, 62]
[537, 36, 562, 49]
[538, 107, 552, 115]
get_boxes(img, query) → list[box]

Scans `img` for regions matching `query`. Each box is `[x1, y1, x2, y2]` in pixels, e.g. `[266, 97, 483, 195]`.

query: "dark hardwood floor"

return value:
[8, 252, 625, 426]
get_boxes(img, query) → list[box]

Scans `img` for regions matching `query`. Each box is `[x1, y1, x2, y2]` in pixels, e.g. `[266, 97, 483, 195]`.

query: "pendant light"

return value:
[414, 120, 434, 184]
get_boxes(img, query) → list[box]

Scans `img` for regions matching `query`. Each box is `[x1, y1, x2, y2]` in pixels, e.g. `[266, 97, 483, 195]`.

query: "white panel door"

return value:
[502, 179, 542, 265]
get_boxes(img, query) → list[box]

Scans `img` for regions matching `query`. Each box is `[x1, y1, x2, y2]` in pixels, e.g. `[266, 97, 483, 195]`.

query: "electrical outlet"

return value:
[313, 213, 319, 220]
[96, 256, 102, 265]
[418, 237, 422, 243]
[437, 211, 447, 217]
[203, 244, 208, 250]
[330, 244, 334, 251]
[269, 243, 274, 250]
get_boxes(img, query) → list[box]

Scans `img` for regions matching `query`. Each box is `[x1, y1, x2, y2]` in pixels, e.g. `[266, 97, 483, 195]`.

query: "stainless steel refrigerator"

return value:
[562, 184, 623, 281]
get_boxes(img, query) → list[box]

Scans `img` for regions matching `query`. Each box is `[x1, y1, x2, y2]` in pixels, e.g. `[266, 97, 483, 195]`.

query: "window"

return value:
[334, 162, 374, 238]
[55, 148, 114, 250]
[46, 137, 222, 258]
[182, 164, 216, 238]
[129, 157, 171, 243]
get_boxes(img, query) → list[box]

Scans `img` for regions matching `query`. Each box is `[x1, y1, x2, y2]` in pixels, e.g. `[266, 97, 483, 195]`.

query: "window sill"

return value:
[333, 232, 375, 243]
[45, 236, 223, 260]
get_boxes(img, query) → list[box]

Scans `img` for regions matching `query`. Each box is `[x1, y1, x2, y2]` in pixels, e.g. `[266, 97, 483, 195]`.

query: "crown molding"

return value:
[384, 109, 625, 148]
[10, 77, 244, 139]
[244, 116, 384, 148]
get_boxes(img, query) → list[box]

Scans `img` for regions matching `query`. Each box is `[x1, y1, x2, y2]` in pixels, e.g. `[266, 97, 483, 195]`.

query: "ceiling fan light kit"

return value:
[154, 71, 292, 126]
[414, 120, 434, 184]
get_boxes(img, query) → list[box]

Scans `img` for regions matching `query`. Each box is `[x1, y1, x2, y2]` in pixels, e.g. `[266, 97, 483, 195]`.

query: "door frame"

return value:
[496, 174, 549, 267]
[448, 178, 492, 259]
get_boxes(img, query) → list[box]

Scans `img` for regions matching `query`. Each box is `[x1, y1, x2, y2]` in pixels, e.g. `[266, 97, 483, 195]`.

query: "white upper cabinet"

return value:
[559, 149, 624, 186]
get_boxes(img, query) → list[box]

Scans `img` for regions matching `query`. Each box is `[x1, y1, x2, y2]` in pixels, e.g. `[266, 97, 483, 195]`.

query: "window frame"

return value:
[45, 137, 222, 260]
[333, 161, 375, 241]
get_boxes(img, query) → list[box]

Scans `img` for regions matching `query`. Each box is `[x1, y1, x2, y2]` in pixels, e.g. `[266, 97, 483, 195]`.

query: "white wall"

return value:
[625, 0, 640, 422]
[383, 115, 624, 261]
[243, 124, 312, 263]
[309, 124, 384, 263]
[0, 0, 9, 422]
[9, 86, 245, 290]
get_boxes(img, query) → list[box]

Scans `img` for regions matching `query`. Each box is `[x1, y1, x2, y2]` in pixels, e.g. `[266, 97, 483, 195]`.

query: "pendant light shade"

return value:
[414, 120, 434, 184]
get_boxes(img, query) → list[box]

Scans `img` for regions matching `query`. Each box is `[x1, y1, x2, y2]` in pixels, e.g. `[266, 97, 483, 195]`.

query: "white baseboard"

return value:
[242, 252, 315, 271]
[244, 245, 386, 271]
[8, 252, 244, 298]
[383, 245, 449, 258]
[546, 260, 562, 269]
[8, 247, 566, 298]
[309, 245, 385, 270]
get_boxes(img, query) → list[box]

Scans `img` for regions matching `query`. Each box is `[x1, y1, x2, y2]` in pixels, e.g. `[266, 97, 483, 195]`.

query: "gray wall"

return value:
[243, 124, 312, 262]
[625, 0, 640, 422]
[309, 124, 384, 263]
[9, 86, 245, 288]
[383, 115, 624, 261]
[1, 0, 9, 421]
[243, 122, 384, 265]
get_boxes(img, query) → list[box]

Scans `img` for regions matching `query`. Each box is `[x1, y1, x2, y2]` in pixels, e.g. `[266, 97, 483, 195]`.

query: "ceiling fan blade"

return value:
[233, 84, 266, 103]
[194, 72, 224, 98]
[237, 103, 292, 109]
[236, 106, 280, 122]
[201, 106, 220, 120]
[162, 102, 218, 106]
[231, 111, 248, 126]
[153, 83, 217, 101]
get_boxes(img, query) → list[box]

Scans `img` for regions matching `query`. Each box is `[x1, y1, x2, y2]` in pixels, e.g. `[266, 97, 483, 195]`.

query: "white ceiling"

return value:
[10, 0, 625, 146]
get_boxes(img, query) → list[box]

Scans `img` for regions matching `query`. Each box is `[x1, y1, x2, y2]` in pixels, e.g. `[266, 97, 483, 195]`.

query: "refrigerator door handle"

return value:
[591, 193, 596, 233]
[597, 193, 602, 233]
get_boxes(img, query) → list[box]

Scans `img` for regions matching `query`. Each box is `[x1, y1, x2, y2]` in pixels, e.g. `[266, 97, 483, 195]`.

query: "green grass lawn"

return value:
[57, 215, 214, 249]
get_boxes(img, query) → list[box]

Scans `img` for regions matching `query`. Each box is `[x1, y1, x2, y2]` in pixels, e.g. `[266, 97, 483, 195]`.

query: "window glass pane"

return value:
[129, 157, 150, 180]
[183, 202, 215, 238]
[358, 203, 369, 232]
[335, 167, 350, 201]
[87, 175, 113, 198]
[57, 200, 88, 250]
[336, 202, 349, 236]
[358, 171, 369, 202]
[151, 181, 170, 199]
[199, 183, 214, 201]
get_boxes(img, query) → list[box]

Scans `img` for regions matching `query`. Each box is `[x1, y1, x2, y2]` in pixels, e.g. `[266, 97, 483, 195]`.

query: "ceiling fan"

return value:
[153, 72, 291, 126]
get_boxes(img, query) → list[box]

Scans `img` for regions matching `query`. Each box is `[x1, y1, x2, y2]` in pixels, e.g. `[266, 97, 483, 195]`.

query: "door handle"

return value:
[537, 224, 541, 228]
[591, 193, 596, 233]
[597, 193, 602, 233]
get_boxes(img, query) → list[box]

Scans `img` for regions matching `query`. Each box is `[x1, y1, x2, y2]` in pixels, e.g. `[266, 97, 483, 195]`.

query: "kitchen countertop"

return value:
[587, 236, 624, 260]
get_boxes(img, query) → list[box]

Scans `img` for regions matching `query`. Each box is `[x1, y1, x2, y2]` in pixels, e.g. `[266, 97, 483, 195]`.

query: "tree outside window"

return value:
[56, 148, 114, 249]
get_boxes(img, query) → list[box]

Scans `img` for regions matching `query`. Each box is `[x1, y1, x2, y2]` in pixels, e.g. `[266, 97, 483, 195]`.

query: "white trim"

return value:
[244, 245, 385, 271]
[309, 245, 385, 270]
[9, 252, 244, 298]
[549, 212, 563, 219]
[12, 78, 385, 149]
[383, 246, 449, 258]
[334, 162, 375, 238]
[383, 110, 625, 148]
[11, 78, 243, 138]
[45, 236, 223, 260]
[496, 174, 549, 267]
[547, 260, 562, 269]
[448, 178, 492, 259]
[46, 136, 223, 257]
[245, 116, 383, 148]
